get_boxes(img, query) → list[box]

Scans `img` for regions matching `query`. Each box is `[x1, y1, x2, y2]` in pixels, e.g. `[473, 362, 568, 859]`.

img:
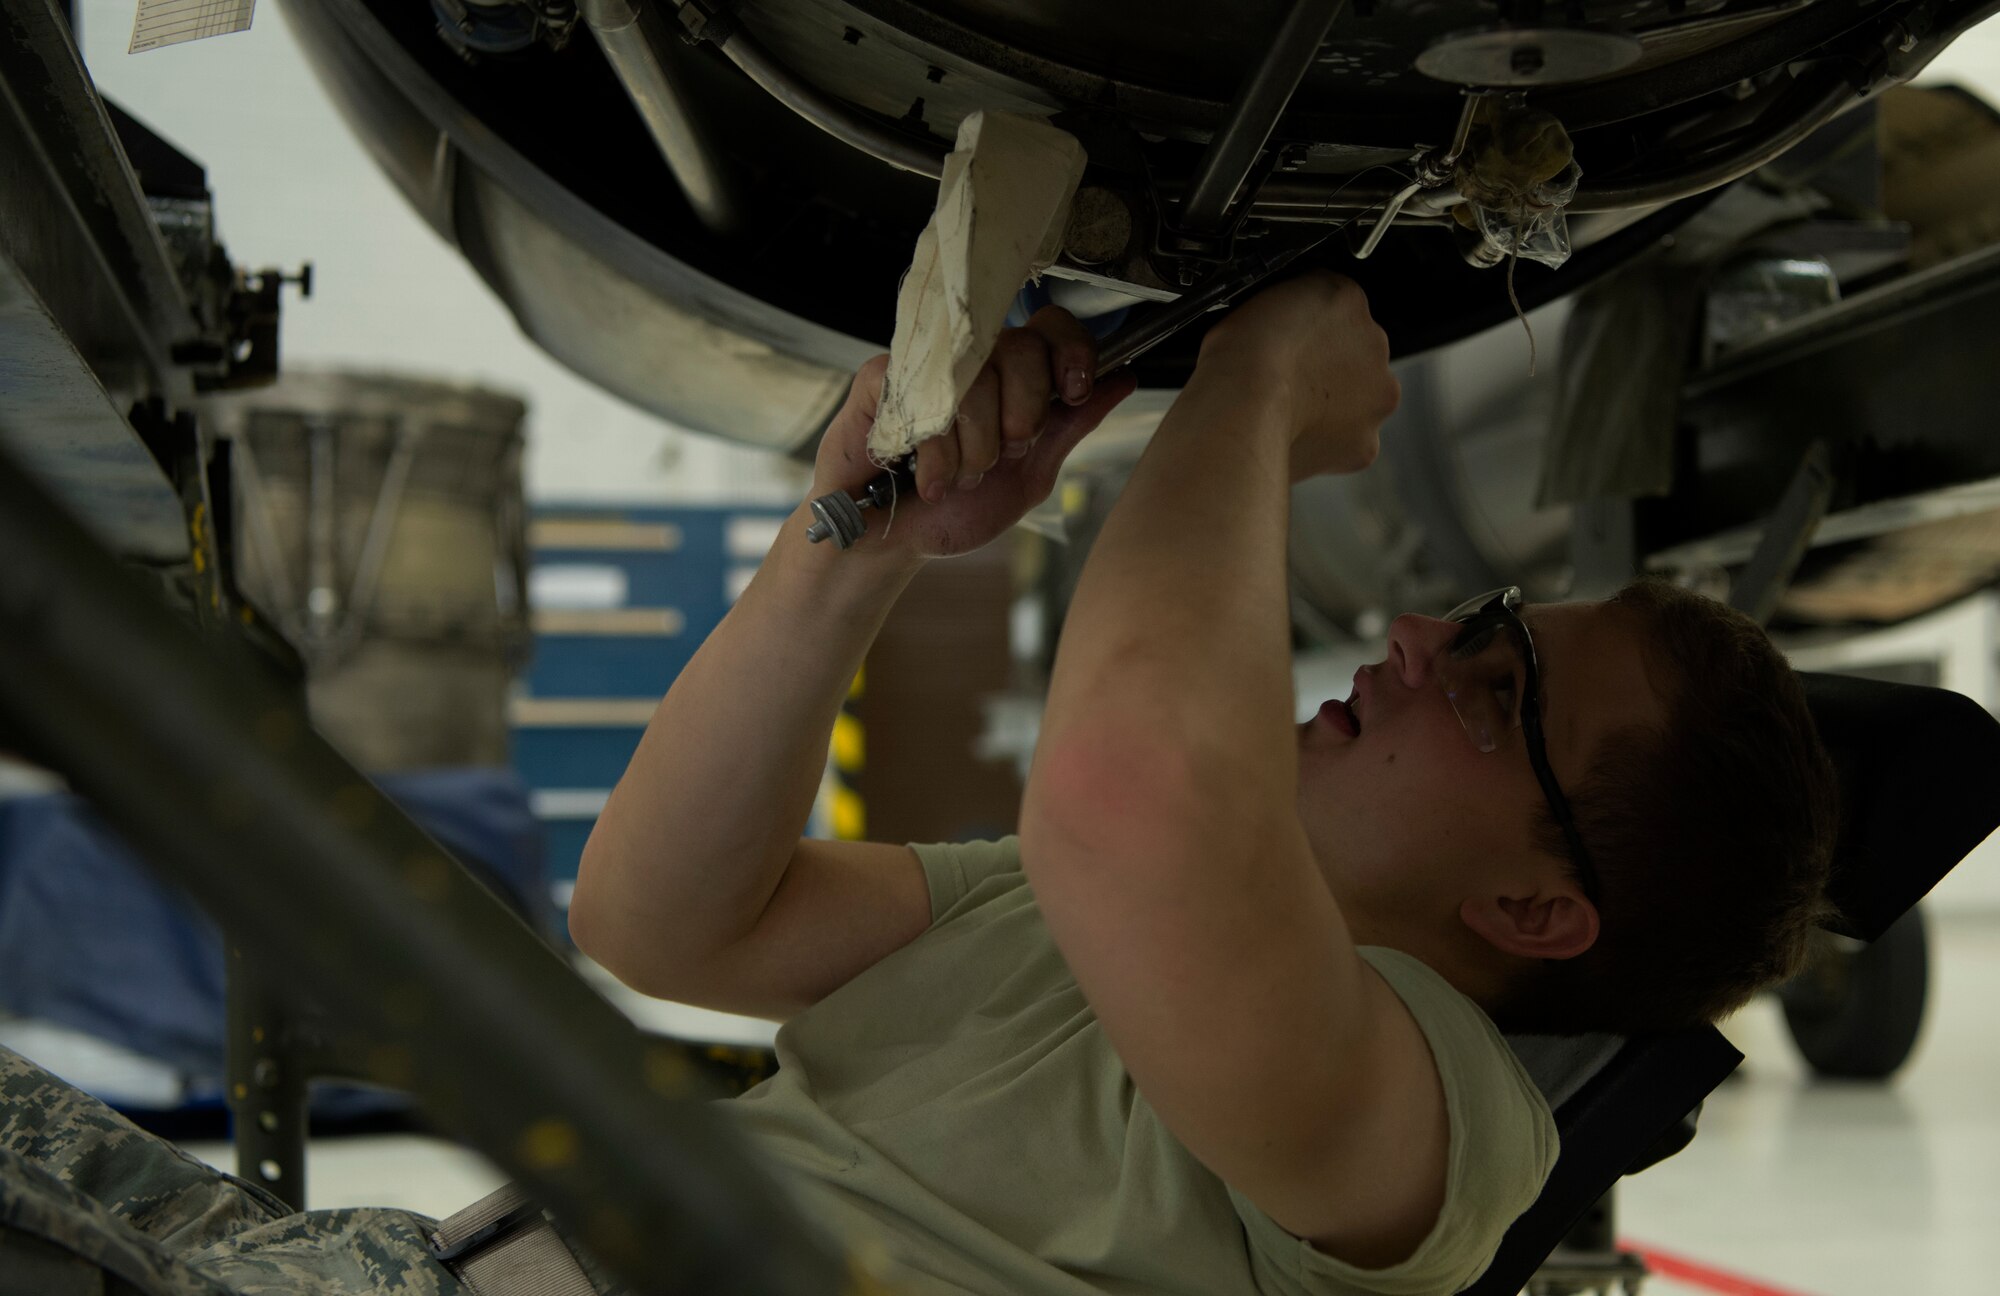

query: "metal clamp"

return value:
[1354, 92, 1483, 261]
[428, 1183, 599, 1296]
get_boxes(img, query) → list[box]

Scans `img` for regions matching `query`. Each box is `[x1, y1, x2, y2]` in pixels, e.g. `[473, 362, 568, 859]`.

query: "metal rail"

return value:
[583, 0, 738, 231]
[1177, 0, 1347, 234]
[1688, 237, 2000, 395]
[1651, 240, 2000, 570]
[1234, 75, 1858, 216]
[0, 0, 207, 560]
[1569, 79, 1854, 212]
[0, 0, 201, 394]
[1234, 0, 2000, 219]
[694, 5, 947, 178]
[0, 441, 847, 1296]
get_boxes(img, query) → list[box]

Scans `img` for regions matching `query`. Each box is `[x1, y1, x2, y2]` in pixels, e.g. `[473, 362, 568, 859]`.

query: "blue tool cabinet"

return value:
[511, 505, 792, 912]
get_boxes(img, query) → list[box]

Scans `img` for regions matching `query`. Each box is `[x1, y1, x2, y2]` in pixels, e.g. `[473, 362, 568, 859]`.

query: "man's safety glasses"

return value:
[1438, 588, 1601, 907]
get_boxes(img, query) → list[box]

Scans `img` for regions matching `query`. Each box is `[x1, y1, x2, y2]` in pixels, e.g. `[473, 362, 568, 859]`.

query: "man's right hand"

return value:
[1192, 272, 1400, 482]
[574, 307, 1132, 1014]
[811, 306, 1136, 563]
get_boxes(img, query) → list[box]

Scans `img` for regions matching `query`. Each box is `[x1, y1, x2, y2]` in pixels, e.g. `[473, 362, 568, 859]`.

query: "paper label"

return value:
[129, 0, 256, 53]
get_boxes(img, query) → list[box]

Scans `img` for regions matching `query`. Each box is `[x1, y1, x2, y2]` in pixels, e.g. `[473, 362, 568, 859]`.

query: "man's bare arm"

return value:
[1020, 276, 1446, 1266]
[567, 474, 928, 1000]
[571, 317, 1131, 1012]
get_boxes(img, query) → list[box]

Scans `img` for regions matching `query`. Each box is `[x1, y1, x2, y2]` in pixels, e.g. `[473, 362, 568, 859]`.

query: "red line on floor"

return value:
[1618, 1239, 1820, 1296]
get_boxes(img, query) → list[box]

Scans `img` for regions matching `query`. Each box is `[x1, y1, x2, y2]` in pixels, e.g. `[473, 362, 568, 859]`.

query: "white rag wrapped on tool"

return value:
[868, 111, 1088, 461]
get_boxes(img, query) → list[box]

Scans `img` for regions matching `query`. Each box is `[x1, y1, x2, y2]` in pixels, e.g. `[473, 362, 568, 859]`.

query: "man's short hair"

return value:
[1490, 578, 1840, 1035]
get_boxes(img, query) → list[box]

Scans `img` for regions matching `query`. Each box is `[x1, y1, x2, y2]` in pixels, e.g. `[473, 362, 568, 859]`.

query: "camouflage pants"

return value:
[0, 1045, 469, 1296]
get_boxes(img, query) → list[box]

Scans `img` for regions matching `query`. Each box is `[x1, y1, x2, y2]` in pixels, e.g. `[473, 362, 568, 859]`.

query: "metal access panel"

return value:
[1654, 241, 2000, 565]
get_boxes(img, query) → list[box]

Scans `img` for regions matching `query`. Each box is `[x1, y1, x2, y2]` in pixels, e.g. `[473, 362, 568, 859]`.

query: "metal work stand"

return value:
[0, 438, 844, 1296]
[1528, 1191, 1649, 1295]
[225, 953, 313, 1210]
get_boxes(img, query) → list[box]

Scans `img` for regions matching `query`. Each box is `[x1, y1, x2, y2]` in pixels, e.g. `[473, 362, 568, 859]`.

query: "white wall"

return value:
[74, 0, 808, 505]
[1925, 20, 2000, 100]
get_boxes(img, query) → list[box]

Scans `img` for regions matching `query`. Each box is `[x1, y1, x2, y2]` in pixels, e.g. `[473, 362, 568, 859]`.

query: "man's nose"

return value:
[1386, 614, 1463, 688]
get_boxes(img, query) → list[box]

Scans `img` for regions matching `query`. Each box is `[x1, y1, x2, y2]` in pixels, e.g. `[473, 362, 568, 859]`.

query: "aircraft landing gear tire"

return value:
[1778, 904, 1930, 1080]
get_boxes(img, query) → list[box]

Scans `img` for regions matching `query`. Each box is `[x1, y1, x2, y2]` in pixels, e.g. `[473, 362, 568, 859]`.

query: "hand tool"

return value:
[803, 240, 1314, 548]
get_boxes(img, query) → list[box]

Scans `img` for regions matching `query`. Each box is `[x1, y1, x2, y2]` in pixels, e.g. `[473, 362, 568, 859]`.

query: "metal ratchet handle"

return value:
[803, 459, 919, 549]
[799, 340, 1137, 549]
[804, 243, 1310, 548]
[1090, 242, 1308, 374]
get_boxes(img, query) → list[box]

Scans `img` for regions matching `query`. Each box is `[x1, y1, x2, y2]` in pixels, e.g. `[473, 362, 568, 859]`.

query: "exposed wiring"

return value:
[1506, 245, 1536, 376]
[1309, 163, 1419, 226]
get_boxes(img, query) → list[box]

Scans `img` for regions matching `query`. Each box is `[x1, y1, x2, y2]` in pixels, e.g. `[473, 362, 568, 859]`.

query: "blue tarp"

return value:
[0, 768, 548, 1103]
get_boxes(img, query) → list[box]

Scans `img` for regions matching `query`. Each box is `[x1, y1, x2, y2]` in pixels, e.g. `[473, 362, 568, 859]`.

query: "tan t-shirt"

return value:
[721, 838, 1557, 1295]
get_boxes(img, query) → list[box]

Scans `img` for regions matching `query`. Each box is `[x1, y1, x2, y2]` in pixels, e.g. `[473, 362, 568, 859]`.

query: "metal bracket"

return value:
[226, 950, 311, 1210]
[1527, 1249, 1649, 1296]
[1728, 439, 1835, 626]
[672, 0, 736, 46]
[1174, 0, 1346, 236]
[1352, 92, 1482, 261]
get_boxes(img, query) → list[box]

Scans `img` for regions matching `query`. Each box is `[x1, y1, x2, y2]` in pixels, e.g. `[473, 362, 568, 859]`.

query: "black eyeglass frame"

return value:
[1444, 588, 1603, 909]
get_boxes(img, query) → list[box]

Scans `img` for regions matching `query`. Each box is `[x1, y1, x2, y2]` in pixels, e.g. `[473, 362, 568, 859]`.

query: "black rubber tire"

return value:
[1778, 904, 1931, 1080]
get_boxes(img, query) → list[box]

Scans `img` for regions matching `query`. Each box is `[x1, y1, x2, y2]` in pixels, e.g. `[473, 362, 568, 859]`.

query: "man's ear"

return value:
[1459, 887, 1599, 962]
